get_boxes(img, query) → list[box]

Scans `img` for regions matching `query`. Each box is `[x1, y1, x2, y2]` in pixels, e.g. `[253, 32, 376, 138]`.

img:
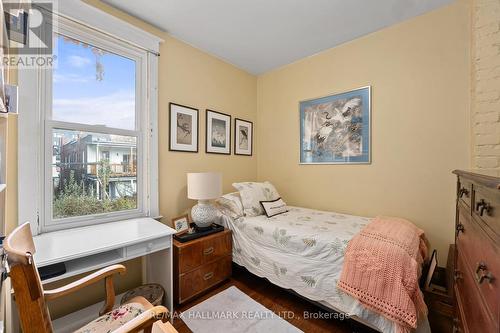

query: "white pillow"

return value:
[260, 198, 288, 218]
[215, 192, 244, 219]
[232, 181, 280, 216]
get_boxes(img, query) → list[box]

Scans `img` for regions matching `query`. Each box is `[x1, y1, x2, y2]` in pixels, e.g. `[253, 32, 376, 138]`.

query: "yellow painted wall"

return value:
[83, 0, 258, 227]
[3, 0, 257, 319]
[4, 0, 471, 320]
[256, 0, 471, 262]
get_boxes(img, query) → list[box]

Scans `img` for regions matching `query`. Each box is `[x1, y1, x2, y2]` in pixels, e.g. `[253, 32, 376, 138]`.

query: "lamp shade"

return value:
[187, 172, 222, 200]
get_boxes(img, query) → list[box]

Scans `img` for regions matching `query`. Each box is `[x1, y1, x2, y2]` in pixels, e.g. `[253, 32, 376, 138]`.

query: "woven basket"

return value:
[120, 283, 165, 306]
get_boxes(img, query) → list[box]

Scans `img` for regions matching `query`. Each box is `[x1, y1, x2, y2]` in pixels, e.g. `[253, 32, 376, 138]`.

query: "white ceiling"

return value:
[102, 0, 454, 75]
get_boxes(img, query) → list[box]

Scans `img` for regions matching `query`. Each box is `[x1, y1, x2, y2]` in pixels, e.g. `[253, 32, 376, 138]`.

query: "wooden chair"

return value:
[4, 222, 177, 333]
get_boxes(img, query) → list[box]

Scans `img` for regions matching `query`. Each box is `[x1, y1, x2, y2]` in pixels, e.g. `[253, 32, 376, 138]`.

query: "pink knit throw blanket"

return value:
[337, 216, 428, 333]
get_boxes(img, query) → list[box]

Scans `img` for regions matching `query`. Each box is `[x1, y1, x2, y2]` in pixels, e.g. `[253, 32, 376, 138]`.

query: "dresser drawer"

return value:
[457, 207, 499, 324]
[201, 231, 232, 264]
[458, 179, 473, 209]
[455, 254, 496, 333]
[473, 186, 500, 238]
[179, 255, 231, 303]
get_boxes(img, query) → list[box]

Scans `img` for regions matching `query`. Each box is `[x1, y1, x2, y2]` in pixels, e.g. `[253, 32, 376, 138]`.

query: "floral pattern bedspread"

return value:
[223, 206, 430, 333]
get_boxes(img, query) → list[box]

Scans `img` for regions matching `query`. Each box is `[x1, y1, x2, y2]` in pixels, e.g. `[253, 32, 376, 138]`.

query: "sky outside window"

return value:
[52, 34, 136, 130]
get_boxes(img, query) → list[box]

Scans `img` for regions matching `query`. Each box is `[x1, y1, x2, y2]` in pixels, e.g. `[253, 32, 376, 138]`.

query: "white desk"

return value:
[10, 218, 176, 333]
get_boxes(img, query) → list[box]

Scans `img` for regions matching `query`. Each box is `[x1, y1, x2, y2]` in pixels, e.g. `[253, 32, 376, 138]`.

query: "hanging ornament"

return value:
[92, 47, 105, 81]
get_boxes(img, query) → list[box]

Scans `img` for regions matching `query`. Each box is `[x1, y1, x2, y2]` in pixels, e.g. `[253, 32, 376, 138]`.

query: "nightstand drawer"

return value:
[201, 232, 232, 264]
[178, 242, 203, 274]
[179, 255, 231, 303]
[125, 236, 171, 258]
[177, 230, 232, 274]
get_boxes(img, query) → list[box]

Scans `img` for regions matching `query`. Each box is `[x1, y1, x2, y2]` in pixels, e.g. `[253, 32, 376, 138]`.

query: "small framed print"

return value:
[172, 214, 190, 234]
[169, 103, 199, 152]
[234, 118, 253, 156]
[206, 109, 231, 155]
[5, 9, 28, 45]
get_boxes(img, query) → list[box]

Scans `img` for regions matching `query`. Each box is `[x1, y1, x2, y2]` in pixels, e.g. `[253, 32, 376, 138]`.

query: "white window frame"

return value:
[18, 1, 161, 235]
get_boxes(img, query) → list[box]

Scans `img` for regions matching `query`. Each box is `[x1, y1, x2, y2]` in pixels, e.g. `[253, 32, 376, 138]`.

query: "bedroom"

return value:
[0, 0, 498, 332]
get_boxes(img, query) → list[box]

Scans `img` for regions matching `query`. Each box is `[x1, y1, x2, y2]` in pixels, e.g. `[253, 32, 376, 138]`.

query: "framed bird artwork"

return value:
[299, 86, 371, 164]
[169, 102, 199, 152]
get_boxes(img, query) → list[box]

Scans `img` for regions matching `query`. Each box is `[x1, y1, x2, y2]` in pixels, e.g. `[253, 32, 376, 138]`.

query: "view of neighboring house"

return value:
[53, 133, 137, 201]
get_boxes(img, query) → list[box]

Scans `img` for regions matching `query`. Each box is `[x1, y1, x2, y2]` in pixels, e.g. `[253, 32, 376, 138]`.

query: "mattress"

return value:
[220, 206, 431, 333]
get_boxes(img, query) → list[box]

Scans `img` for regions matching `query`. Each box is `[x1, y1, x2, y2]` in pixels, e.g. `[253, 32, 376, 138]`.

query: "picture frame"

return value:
[234, 118, 253, 156]
[206, 109, 231, 155]
[4, 9, 28, 45]
[299, 86, 371, 164]
[172, 214, 190, 234]
[169, 102, 199, 153]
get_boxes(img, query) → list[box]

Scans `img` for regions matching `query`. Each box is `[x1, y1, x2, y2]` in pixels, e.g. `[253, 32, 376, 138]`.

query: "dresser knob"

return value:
[478, 272, 495, 284]
[454, 270, 462, 282]
[475, 262, 494, 284]
[203, 272, 214, 280]
[475, 199, 491, 216]
[459, 188, 469, 198]
[456, 224, 464, 234]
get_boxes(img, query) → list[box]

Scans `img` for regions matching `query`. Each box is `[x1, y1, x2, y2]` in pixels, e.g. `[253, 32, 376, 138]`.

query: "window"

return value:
[51, 129, 138, 219]
[19, 5, 161, 234]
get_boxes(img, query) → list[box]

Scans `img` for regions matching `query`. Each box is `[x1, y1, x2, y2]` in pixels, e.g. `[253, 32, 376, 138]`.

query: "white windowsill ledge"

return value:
[33, 217, 176, 270]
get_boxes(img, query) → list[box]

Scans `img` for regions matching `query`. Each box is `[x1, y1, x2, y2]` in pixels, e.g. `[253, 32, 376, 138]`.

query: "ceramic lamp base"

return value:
[191, 200, 218, 228]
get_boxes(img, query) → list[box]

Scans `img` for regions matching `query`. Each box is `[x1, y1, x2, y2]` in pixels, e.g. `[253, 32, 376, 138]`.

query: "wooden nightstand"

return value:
[173, 229, 232, 304]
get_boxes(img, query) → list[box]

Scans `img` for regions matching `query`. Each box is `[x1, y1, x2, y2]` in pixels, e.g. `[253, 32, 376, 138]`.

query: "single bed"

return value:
[219, 206, 431, 333]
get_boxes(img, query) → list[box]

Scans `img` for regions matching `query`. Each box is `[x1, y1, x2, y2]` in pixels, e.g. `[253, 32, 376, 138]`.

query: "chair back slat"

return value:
[5, 222, 53, 333]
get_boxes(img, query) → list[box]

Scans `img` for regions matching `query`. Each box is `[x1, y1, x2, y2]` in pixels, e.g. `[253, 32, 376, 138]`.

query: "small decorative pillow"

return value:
[232, 181, 280, 216]
[215, 192, 244, 219]
[260, 198, 288, 218]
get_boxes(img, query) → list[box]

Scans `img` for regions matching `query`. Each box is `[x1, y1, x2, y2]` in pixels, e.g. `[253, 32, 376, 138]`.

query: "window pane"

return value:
[52, 129, 137, 219]
[52, 34, 136, 130]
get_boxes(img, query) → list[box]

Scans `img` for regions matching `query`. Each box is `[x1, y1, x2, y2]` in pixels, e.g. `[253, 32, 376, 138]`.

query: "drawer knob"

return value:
[203, 272, 214, 280]
[475, 199, 491, 216]
[475, 262, 495, 284]
[454, 269, 462, 282]
[456, 223, 464, 234]
[203, 247, 214, 255]
[459, 188, 469, 198]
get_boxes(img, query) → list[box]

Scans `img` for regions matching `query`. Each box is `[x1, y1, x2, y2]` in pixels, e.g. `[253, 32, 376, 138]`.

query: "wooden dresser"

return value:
[173, 229, 232, 304]
[453, 170, 500, 333]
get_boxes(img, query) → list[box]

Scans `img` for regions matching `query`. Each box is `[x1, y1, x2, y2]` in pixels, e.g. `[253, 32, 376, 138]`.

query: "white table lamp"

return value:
[187, 172, 222, 229]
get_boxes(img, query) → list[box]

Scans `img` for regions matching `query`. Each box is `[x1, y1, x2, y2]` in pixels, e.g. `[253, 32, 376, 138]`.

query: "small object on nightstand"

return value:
[173, 229, 232, 304]
[173, 223, 224, 243]
[172, 214, 190, 234]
